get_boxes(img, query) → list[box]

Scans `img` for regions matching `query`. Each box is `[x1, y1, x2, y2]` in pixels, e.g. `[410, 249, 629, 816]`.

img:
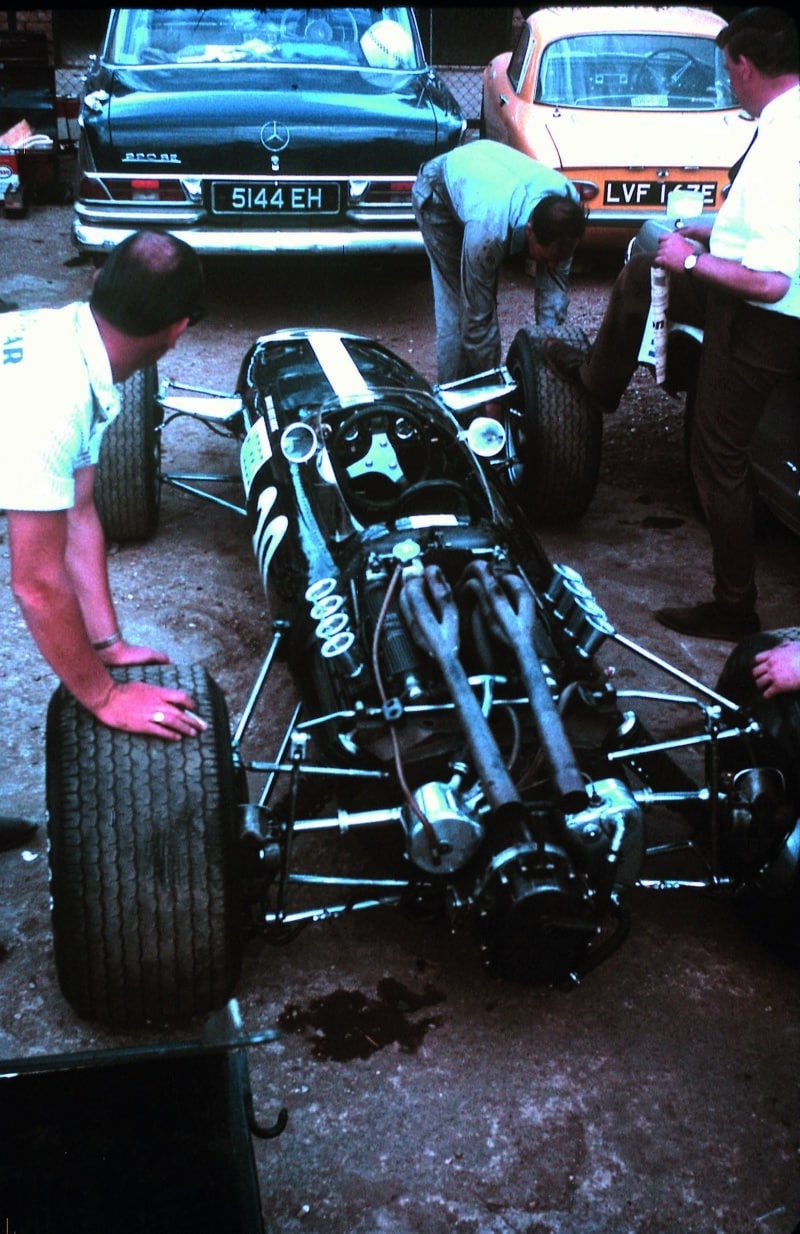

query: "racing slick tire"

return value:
[94, 364, 161, 543]
[715, 631, 800, 956]
[46, 663, 243, 1027]
[505, 325, 603, 524]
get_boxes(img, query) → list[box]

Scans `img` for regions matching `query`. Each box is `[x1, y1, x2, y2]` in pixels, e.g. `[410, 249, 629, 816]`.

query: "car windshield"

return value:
[536, 33, 736, 110]
[107, 7, 422, 70]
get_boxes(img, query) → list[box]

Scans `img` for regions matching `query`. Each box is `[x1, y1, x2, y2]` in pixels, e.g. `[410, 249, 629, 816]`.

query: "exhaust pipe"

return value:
[399, 566, 522, 813]
[461, 562, 588, 814]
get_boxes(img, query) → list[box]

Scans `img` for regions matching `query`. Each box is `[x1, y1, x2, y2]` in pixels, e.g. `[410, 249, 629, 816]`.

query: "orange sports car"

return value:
[481, 6, 754, 237]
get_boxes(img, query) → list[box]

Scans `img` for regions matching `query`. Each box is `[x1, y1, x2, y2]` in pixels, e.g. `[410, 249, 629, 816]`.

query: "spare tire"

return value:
[46, 663, 243, 1027]
[505, 325, 602, 524]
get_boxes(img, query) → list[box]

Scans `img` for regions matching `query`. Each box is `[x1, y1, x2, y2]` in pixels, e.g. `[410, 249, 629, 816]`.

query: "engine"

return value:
[281, 522, 645, 983]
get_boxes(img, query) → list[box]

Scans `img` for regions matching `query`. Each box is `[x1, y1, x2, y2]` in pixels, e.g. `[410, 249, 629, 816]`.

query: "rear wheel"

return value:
[94, 364, 161, 543]
[505, 326, 602, 524]
[46, 663, 244, 1027]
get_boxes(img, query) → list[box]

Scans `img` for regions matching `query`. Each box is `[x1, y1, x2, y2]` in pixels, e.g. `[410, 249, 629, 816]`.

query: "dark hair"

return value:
[716, 7, 799, 77]
[529, 193, 588, 254]
[90, 230, 206, 337]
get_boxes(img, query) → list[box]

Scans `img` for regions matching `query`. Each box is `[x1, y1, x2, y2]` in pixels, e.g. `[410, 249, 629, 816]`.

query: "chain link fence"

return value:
[55, 66, 86, 97]
[439, 66, 484, 129]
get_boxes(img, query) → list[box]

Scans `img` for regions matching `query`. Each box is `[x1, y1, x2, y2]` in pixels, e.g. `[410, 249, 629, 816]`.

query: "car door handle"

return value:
[499, 93, 509, 107]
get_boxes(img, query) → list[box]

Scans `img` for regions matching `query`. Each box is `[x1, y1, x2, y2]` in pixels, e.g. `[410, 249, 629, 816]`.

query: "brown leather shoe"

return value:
[654, 601, 760, 642]
[542, 339, 615, 414]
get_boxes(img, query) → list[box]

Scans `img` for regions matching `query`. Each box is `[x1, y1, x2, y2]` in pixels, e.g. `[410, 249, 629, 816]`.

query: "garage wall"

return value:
[415, 7, 519, 64]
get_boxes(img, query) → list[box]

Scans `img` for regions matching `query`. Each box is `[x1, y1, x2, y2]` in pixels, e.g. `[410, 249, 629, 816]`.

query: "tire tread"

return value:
[46, 664, 242, 1027]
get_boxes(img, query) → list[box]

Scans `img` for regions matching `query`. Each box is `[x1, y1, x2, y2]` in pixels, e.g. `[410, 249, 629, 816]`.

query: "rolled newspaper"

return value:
[650, 267, 669, 385]
[637, 266, 669, 384]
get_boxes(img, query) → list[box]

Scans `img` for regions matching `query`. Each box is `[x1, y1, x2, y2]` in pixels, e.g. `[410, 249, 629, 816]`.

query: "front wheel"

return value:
[46, 663, 244, 1027]
[94, 364, 162, 543]
[504, 326, 603, 524]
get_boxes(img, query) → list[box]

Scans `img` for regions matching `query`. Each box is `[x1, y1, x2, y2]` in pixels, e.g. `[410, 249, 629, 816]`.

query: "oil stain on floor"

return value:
[278, 977, 446, 1061]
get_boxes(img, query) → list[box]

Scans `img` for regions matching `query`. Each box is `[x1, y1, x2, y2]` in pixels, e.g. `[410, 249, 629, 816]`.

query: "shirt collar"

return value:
[757, 82, 799, 129]
[75, 301, 119, 420]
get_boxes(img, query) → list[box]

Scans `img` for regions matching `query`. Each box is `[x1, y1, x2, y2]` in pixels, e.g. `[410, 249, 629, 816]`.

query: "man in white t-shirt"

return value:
[543, 7, 799, 643]
[1, 231, 208, 750]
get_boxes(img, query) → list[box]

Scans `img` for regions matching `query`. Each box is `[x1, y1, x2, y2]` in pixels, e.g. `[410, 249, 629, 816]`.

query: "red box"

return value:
[0, 148, 19, 198]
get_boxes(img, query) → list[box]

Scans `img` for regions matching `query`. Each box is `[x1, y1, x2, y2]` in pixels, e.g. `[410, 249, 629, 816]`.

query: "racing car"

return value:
[44, 323, 800, 1028]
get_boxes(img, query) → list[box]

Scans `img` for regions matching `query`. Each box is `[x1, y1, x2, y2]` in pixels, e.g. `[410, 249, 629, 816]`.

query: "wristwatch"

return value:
[683, 253, 699, 272]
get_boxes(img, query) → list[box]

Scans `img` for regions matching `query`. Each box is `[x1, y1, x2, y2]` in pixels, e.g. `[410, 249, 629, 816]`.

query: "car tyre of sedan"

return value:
[46, 663, 244, 1028]
[94, 364, 162, 544]
[505, 325, 603, 524]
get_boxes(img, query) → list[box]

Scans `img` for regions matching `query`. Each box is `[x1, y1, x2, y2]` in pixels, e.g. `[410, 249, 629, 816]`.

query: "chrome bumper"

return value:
[584, 208, 716, 229]
[72, 218, 426, 257]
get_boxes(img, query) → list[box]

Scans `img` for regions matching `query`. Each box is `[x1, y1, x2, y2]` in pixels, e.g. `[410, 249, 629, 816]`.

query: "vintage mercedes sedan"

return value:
[481, 6, 754, 237]
[73, 7, 466, 257]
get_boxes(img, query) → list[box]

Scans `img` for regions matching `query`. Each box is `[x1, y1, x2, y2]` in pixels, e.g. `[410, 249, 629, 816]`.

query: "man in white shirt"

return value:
[543, 7, 800, 642]
[1, 231, 209, 742]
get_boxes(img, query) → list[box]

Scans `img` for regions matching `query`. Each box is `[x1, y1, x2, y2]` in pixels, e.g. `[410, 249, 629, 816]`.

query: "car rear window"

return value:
[107, 7, 422, 71]
[536, 33, 736, 111]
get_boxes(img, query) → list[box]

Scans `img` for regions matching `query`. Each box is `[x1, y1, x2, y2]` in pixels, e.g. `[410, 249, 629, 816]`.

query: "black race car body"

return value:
[233, 330, 632, 984]
[45, 325, 800, 1028]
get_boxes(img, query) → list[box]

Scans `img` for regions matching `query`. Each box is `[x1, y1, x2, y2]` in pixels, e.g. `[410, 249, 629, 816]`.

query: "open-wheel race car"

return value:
[45, 323, 800, 1028]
